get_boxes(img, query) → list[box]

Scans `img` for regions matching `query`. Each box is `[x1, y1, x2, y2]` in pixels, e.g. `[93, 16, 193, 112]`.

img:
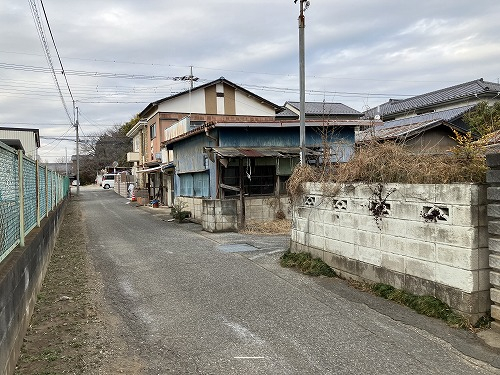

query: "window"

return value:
[179, 172, 209, 197]
[150, 123, 156, 139]
[222, 163, 275, 196]
[193, 172, 209, 197]
[179, 174, 193, 196]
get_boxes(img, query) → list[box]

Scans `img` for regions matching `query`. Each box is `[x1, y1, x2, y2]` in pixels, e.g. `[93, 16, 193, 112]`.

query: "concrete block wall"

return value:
[0, 201, 66, 375]
[202, 199, 238, 232]
[291, 182, 489, 321]
[177, 197, 203, 220]
[487, 154, 500, 332]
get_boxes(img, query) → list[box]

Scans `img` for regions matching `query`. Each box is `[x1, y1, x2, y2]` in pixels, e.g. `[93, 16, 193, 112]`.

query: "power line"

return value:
[28, 0, 73, 123]
[39, 0, 74, 104]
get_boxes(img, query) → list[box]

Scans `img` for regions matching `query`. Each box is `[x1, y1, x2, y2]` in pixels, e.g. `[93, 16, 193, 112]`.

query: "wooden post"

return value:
[238, 158, 245, 230]
[18, 151, 25, 247]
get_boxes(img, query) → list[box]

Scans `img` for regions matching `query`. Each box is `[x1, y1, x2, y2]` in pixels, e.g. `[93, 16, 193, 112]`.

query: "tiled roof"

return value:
[375, 105, 475, 130]
[365, 78, 500, 118]
[357, 105, 474, 142]
[284, 102, 362, 116]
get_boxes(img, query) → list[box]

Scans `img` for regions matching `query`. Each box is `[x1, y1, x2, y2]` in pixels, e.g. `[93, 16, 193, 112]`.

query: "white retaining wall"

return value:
[290, 182, 489, 320]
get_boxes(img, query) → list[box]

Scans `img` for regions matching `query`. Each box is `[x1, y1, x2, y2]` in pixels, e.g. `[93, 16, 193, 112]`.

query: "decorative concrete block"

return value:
[381, 252, 405, 273]
[308, 234, 325, 250]
[436, 244, 479, 270]
[491, 288, 500, 304]
[488, 220, 500, 236]
[296, 218, 309, 232]
[379, 217, 407, 236]
[435, 264, 475, 292]
[490, 254, 500, 269]
[479, 269, 491, 291]
[434, 226, 476, 248]
[478, 226, 488, 248]
[478, 248, 490, 269]
[405, 258, 435, 281]
[381, 234, 406, 254]
[404, 239, 436, 262]
[323, 223, 339, 239]
[325, 238, 356, 259]
[487, 186, 500, 201]
[491, 271, 500, 288]
[390, 202, 421, 221]
[488, 204, 500, 219]
[295, 231, 306, 245]
[450, 205, 478, 227]
[357, 245, 382, 266]
[357, 230, 381, 249]
[486, 153, 500, 168]
[405, 222, 436, 242]
[487, 170, 500, 184]
[491, 304, 500, 321]
[338, 211, 359, 229]
[337, 226, 357, 244]
[404, 184, 436, 203]
[489, 237, 500, 253]
[435, 184, 475, 205]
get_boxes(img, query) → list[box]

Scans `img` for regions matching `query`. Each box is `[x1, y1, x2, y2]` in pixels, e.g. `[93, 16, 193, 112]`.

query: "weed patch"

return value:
[370, 283, 490, 329]
[280, 251, 336, 277]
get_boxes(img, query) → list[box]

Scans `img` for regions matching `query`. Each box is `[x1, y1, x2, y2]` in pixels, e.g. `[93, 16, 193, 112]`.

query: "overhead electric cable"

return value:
[39, 0, 74, 103]
[28, 0, 73, 123]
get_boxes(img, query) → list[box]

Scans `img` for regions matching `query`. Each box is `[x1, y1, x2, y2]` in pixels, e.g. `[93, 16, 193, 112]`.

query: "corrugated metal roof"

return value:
[206, 147, 306, 158]
[365, 79, 500, 118]
[376, 105, 475, 131]
[285, 102, 361, 116]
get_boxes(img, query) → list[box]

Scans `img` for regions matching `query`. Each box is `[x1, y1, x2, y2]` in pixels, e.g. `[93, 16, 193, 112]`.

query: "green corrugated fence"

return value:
[0, 142, 69, 263]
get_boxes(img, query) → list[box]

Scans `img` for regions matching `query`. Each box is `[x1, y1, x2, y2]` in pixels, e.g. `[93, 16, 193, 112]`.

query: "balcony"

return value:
[127, 152, 140, 162]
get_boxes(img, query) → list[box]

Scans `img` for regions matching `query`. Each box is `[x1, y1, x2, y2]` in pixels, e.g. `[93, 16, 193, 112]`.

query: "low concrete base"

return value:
[290, 241, 489, 323]
[0, 200, 66, 375]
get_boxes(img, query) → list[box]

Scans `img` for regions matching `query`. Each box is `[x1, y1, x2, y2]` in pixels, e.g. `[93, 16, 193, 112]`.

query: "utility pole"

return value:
[296, 0, 309, 165]
[75, 106, 80, 195]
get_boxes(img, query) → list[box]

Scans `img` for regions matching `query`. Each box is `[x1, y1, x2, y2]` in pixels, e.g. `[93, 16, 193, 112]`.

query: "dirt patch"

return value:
[15, 198, 143, 374]
[243, 219, 291, 235]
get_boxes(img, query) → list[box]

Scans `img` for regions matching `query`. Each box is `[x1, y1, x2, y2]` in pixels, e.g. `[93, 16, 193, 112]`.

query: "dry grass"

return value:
[243, 219, 292, 234]
[287, 140, 488, 203]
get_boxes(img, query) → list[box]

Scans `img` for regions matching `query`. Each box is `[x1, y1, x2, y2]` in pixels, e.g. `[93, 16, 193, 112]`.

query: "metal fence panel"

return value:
[23, 157, 37, 234]
[39, 167, 47, 218]
[0, 145, 20, 262]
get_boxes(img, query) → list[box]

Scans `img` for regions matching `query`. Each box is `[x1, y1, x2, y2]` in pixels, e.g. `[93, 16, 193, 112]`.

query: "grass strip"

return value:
[280, 250, 336, 277]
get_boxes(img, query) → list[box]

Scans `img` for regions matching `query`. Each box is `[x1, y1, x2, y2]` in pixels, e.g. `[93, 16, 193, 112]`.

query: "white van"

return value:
[102, 174, 117, 189]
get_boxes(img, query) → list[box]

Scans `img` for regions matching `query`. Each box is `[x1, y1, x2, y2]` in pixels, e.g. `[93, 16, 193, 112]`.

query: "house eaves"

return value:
[365, 78, 500, 119]
[139, 77, 280, 118]
[357, 119, 464, 143]
[162, 119, 377, 148]
[284, 101, 362, 117]
[126, 120, 147, 138]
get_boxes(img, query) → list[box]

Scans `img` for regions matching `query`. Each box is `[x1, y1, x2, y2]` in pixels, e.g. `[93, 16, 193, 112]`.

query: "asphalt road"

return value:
[80, 186, 500, 374]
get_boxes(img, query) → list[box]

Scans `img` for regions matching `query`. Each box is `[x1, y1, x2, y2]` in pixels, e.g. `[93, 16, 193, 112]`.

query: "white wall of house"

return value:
[234, 90, 276, 116]
[290, 182, 489, 321]
[158, 90, 207, 114]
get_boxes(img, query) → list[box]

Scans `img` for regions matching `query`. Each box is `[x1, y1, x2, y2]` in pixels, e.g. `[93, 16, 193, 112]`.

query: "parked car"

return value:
[102, 174, 117, 189]
[71, 180, 80, 186]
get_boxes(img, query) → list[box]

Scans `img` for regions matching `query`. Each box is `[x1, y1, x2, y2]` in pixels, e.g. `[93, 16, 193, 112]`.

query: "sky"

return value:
[1, 0, 500, 162]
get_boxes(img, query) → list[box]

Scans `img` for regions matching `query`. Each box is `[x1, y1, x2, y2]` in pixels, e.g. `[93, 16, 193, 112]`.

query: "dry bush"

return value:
[243, 219, 292, 234]
[286, 139, 487, 202]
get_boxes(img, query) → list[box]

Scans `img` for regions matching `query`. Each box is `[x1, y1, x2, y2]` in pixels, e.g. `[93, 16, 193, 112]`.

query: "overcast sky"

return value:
[1, 0, 500, 162]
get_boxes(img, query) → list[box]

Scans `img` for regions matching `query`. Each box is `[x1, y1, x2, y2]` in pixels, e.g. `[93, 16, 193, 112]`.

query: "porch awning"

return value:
[136, 163, 174, 173]
[204, 146, 312, 158]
